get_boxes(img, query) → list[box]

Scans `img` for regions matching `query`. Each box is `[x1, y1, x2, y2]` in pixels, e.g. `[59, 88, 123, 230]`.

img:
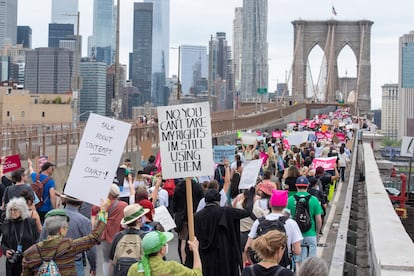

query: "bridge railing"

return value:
[330, 140, 414, 275]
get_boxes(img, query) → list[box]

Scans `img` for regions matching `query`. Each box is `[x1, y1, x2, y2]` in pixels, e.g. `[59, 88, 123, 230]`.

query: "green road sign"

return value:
[257, 88, 267, 94]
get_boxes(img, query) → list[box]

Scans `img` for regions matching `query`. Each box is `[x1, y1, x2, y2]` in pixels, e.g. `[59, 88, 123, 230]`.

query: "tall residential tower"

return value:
[0, 0, 18, 48]
[240, 0, 268, 102]
[92, 0, 114, 65]
[381, 84, 398, 140]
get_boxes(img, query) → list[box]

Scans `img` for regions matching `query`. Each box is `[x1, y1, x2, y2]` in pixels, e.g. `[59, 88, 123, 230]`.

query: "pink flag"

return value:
[155, 151, 162, 173]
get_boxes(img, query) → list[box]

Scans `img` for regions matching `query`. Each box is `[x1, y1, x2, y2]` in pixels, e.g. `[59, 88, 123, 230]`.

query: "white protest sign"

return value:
[154, 205, 177, 232]
[238, 159, 263, 189]
[400, 136, 414, 158]
[285, 132, 308, 146]
[241, 132, 257, 145]
[158, 102, 214, 179]
[64, 114, 131, 206]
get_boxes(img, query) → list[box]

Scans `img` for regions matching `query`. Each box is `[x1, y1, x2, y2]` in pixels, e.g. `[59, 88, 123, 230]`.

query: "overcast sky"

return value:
[18, 0, 414, 109]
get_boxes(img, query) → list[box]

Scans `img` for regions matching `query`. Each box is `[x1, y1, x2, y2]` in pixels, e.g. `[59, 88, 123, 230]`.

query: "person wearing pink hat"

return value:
[245, 189, 302, 270]
[287, 176, 323, 263]
[254, 179, 277, 217]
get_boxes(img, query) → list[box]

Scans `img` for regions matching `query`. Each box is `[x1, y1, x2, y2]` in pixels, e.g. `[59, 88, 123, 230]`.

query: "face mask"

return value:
[164, 243, 169, 255]
[140, 216, 146, 225]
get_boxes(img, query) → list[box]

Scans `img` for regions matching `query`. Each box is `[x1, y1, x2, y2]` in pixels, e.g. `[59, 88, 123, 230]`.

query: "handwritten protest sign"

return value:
[1, 154, 21, 173]
[239, 159, 263, 189]
[154, 205, 176, 231]
[64, 113, 131, 206]
[213, 145, 235, 164]
[158, 102, 214, 179]
[312, 157, 337, 171]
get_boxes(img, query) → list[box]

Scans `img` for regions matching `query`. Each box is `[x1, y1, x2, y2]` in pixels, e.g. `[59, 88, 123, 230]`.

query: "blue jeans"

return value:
[75, 259, 84, 276]
[297, 236, 317, 263]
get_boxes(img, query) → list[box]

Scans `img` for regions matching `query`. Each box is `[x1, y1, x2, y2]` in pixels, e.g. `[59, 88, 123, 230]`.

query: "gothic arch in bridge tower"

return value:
[291, 20, 373, 113]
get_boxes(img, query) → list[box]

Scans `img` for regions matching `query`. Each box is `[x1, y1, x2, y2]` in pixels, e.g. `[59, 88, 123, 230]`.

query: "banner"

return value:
[272, 131, 283, 138]
[239, 159, 263, 189]
[158, 102, 214, 179]
[213, 145, 235, 164]
[64, 113, 132, 206]
[1, 154, 21, 173]
[312, 157, 337, 171]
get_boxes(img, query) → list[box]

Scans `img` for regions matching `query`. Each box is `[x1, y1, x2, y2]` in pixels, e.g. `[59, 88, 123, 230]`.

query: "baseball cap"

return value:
[41, 162, 55, 171]
[296, 176, 310, 187]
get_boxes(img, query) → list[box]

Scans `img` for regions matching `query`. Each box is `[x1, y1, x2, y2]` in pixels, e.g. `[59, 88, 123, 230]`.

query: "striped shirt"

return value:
[22, 220, 105, 276]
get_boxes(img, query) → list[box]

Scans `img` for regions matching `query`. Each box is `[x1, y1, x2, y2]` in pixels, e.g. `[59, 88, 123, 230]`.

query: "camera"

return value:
[8, 249, 22, 263]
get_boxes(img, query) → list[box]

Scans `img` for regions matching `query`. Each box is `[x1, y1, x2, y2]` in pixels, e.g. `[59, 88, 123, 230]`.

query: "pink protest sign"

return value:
[312, 157, 337, 171]
[2, 155, 21, 173]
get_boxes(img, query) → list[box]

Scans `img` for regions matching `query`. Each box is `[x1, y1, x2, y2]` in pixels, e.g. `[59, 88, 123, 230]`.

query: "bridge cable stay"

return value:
[280, 23, 302, 103]
[312, 25, 332, 103]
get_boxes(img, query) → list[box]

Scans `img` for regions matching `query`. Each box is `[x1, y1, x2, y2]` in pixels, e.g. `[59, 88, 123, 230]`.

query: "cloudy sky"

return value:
[18, 0, 414, 109]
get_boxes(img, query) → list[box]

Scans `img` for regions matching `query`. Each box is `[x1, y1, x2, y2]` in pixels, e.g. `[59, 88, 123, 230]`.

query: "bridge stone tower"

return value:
[291, 20, 373, 114]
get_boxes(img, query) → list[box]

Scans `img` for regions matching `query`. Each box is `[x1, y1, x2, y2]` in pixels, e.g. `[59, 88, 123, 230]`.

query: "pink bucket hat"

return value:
[258, 182, 277, 196]
[270, 190, 288, 207]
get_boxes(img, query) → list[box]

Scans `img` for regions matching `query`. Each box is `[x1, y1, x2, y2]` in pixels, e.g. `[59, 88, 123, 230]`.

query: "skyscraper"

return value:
[25, 47, 75, 94]
[92, 0, 114, 65]
[0, 0, 18, 49]
[398, 31, 414, 138]
[131, 2, 153, 105]
[17, 26, 32, 49]
[48, 23, 74, 48]
[208, 33, 233, 110]
[233, 7, 243, 94]
[240, 0, 268, 102]
[144, 0, 169, 106]
[80, 61, 107, 120]
[381, 83, 398, 140]
[51, 0, 79, 30]
[180, 45, 207, 95]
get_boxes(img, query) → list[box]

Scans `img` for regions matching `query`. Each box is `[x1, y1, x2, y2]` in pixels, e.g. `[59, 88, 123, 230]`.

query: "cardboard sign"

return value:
[1, 154, 21, 173]
[213, 145, 235, 164]
[239, 159, 263, 189]
[64, 113, 132, 206]
[140, 139, 153, 160]
[153, 205, 176, 232]
[312, 157, 337, 171]
[158, 102, 214, 179]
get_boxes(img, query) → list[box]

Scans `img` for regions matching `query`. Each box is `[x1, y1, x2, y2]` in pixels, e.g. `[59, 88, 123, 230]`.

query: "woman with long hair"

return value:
[241, 230, 293, 276]
[0, 197, 38, 276]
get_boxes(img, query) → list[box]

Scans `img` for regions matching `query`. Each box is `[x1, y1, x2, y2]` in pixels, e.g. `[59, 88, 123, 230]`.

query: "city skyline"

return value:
[17, 0, 414, 109]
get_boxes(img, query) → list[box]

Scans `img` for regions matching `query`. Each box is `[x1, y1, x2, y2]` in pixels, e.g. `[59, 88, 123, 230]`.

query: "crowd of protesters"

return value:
[0, 107, 356, 275]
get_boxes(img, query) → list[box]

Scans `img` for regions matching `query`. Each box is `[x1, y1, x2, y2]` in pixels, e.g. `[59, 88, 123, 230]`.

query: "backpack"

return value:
[249, 216, 291, 268]
[36, 245, 61, 276]
[113, 231, 142, 276]
[293, 195, 312, 233]
[31, 174, 51, 209]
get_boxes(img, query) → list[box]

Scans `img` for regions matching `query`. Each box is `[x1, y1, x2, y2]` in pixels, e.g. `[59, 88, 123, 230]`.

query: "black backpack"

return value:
[249, 216, 291, 268]
[293, 195, 312, 233]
